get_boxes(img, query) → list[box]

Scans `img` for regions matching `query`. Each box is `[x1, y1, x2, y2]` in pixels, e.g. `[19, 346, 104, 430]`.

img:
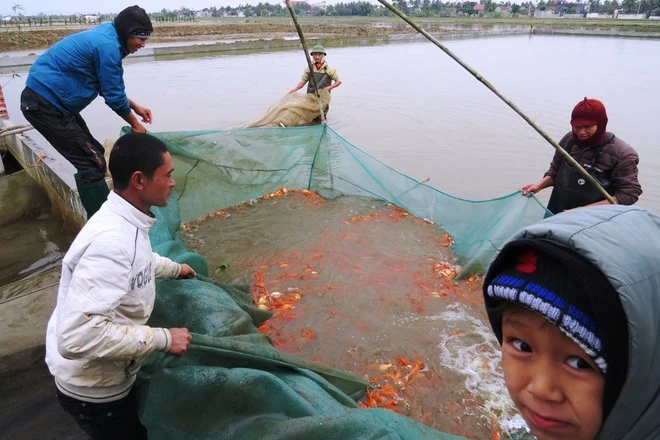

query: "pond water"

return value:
[0, 170, 74, 286]
[2, 33, 658, 212]
[181, 190, 529, 438]
[0, 33, 656, 439]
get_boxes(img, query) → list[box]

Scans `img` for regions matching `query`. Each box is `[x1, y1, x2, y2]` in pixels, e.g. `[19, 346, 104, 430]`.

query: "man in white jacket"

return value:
[45, 132, 196, 439]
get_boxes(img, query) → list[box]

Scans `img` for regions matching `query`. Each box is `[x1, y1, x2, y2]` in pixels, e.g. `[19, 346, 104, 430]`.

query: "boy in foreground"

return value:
[482, 205, 659, 440]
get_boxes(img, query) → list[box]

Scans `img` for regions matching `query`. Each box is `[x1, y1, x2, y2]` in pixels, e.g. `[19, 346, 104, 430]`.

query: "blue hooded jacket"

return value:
[25, 23, 131, 117]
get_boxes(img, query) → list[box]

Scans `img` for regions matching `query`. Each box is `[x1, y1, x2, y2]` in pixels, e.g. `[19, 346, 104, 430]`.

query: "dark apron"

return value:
[547, 135, 615, 215]
[306, 69, 332, 94]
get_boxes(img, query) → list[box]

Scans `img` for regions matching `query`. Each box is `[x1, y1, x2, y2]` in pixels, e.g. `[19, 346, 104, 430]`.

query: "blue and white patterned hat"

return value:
[483, 238, 629, 419]
[487, 247, 606, 372]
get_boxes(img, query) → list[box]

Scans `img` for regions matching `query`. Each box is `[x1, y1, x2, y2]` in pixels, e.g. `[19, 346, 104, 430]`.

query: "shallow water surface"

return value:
[3, 34, 658, 212]
[0, 171, 74, 285]
[0, 216, 71, 285]
[182, 191, 531, 438]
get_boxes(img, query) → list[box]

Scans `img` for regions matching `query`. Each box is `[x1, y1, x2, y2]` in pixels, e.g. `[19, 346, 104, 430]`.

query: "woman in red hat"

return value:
[521, 97, 642, 214]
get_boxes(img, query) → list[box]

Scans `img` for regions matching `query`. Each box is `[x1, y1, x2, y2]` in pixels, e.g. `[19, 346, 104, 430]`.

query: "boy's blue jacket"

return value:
[25, 23, 131, 117]
[504, 205, 659, 440]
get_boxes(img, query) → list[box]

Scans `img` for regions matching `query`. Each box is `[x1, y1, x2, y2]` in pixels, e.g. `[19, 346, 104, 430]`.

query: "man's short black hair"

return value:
[109, 133, 169, 191]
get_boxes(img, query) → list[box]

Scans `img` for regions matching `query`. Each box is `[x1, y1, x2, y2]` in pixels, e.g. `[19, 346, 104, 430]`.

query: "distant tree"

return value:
[512, 4, 521, 13]
[640, 0, 660, 15]
[620, 0, 637, 12]
[393, 0, 409, 13]
[461, 1, 477, 14]
[601, 0, 619, 12]
[12, 2, 26, 17]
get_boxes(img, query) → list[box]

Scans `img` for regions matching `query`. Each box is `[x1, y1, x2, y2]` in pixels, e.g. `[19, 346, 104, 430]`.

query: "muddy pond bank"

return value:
[2, 17, 659, 54]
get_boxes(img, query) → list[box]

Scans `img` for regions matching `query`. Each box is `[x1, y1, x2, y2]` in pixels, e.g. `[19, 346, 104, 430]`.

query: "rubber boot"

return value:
[74, 173, 110, 220]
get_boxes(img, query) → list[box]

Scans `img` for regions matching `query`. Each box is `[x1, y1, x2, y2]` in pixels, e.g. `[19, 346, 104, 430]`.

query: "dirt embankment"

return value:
[3, 18, 659, 53]
[0, 22, 419, 52]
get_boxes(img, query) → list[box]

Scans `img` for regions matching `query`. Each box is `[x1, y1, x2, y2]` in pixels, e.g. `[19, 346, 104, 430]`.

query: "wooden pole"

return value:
[375, 0, 616, 205]
[285, 0, 327, 124]
[0, 125, 33, 138]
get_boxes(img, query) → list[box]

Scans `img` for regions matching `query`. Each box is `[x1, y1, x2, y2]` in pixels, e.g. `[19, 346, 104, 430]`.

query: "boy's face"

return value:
[501, 307, 605, 440]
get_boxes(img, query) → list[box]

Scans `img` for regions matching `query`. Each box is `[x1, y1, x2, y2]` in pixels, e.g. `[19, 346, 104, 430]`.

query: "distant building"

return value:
[473, 3, 486, 13]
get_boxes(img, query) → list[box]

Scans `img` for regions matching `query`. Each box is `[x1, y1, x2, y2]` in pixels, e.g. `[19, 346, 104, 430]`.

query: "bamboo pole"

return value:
[375, 0, 616, 205]
[0, 125, 33, 138]
[284, 0, 327, 124]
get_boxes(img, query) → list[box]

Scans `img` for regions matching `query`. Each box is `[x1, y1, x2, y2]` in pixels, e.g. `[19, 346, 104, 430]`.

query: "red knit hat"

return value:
[570, 97, 608, 146]
[571, 97, 608, 128]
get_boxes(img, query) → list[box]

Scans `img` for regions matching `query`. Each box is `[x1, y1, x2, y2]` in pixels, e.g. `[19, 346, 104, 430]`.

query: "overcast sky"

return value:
[2, 0, 347, 16]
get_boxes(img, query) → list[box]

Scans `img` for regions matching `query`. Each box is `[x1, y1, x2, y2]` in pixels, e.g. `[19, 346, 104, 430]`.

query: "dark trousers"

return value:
[312, 105, 330, 124]
[20, 87, 107, 183]
[56, 388, 147, 440]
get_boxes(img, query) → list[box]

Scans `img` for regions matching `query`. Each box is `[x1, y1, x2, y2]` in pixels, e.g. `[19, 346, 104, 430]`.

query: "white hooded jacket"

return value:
[45, 191, 181, 403]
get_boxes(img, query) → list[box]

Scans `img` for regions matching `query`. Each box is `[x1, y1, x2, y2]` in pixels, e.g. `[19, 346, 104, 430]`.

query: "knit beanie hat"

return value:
[570, 97, 608, 147]
[114, 5, 153, 48]
[483, 238, 628, 419]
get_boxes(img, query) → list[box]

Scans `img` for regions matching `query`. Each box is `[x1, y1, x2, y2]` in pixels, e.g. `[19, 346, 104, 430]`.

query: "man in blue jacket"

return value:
[20, 5, 154, 219]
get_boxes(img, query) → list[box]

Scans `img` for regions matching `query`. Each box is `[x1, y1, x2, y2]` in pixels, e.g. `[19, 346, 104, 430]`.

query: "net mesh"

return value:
[134, 124, 548, 438]
[241, 90, 331, 128]
[147, 125, 548, 276]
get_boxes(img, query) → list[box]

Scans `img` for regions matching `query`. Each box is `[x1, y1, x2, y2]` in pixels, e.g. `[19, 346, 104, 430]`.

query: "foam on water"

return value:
[432, 303, 531, 435]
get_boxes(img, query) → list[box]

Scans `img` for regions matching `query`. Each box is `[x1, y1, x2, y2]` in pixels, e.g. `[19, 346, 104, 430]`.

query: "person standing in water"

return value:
[289, 45, 342, 120]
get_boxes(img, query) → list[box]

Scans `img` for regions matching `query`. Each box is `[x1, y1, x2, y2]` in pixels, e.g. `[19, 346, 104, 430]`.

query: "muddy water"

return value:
[0, 215, 72, 285]
[2, 34, 659, 213]
[182, 191, 530, 439]
[0, 171, 74, 286]
[0, 34, 656, 438]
